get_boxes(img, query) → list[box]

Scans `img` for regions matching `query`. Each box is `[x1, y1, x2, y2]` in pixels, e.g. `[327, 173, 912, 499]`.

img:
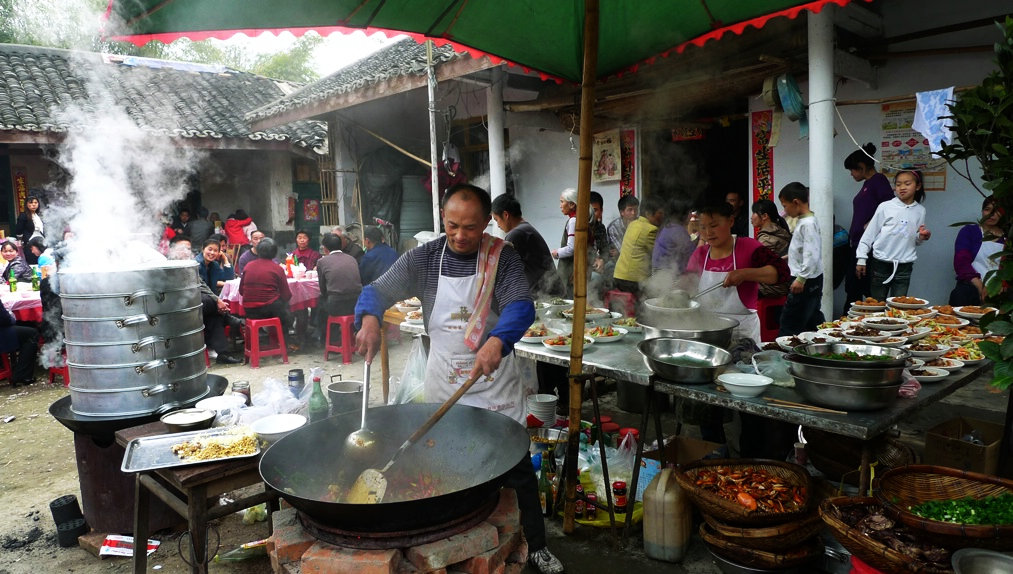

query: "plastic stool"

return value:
[324, 315, 356, 364]
[757, 295, 787, 342]
[204, 347, 210, 367]
[604, 289, 637, 316]
[243, 317, 289, 368]
[48, 364, 70, 387]
[0, 353, 12, 384]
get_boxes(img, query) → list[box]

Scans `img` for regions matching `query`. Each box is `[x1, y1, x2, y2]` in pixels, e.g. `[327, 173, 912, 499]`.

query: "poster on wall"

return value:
[880, 100, 947, 190]
[750, 111, 774, 201]
[620, 129, 636, 196]
[303, 199, 321, 222]
[12, 167, 27, 215]
[592, 129, 620, 183]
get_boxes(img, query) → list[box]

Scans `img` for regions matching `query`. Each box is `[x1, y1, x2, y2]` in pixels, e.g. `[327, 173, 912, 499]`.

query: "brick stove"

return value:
[268, 488, 528, 574]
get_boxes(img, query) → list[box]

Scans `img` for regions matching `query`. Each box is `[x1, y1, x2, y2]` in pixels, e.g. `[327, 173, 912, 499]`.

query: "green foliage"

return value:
[935, 17, 1013, 390]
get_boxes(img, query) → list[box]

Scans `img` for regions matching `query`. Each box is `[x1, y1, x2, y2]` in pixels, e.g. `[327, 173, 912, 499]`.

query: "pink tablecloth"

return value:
[0, 288, 43, 323]
[219, 278, 320, 315]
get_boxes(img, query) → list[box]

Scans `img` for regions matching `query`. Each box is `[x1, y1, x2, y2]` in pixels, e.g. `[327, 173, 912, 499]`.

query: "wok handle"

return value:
[382, 371, 483, 473]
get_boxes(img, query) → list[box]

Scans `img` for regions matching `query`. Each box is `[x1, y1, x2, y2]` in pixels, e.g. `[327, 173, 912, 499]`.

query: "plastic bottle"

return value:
[308, 372, 329, 423]
[284, 254, 294, 278]
[643, 468, 691, 562]
[30, 268, 39, 291]
[213, 538, 268, 562]
[8, 268, 15, 292]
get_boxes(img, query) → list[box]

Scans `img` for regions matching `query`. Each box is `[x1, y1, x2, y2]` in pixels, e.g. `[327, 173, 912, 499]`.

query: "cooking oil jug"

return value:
[643, 468, 691, 562]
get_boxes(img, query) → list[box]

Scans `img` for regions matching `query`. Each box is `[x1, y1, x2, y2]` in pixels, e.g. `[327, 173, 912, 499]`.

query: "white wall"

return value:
[750, 50, 995, 313]
[199, 149, 293, 234]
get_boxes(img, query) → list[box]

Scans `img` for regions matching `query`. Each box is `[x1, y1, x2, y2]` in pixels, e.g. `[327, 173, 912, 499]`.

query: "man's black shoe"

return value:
[216, 354, 243, 365]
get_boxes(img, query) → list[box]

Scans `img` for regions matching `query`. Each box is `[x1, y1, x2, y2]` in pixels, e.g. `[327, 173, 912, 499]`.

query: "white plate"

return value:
[909, 367, 949, 382]
[904, 345, 950, 359]
[879, 337, 907, 347]
[396, 304, 421, 313]
[520, 335, 548, 344]
[953, 306, 998, 320]
[542, 336, 594, 352]
[886, 297, 930, 309]
[903, 326, 933, 342]
[562, 307, 610, 319]
[851, 302, 886, 312]
[923, 357, 965, 371]
[929, 316, 971, 328]
[586, 327, 628, 343]
[842, 330, 890, 342]
[860, 318, 909, 331]
[905, 358, 925, 369]
[941, 350, 987, 365]
[900, 309, 938, 321]
[775, 335, 808, 351]
[404, 318, 424, 325]
[612, 319, 643, 333]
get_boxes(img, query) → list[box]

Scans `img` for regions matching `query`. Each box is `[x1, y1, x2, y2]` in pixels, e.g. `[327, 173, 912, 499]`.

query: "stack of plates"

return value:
[526, 393, 558, 426]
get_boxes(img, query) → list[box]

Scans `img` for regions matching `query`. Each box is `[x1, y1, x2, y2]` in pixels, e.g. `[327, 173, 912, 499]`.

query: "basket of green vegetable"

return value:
[875, 465, 1013, 550]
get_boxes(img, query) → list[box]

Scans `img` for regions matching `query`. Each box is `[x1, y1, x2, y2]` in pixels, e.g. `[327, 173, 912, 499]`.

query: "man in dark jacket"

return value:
[358, 226, 398, 285]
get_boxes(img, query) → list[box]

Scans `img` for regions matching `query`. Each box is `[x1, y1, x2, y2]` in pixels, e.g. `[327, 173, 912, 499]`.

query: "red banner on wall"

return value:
[12, 167, 28, 215]
[750, 111, 774, 202]
[619, 129, 636, 197]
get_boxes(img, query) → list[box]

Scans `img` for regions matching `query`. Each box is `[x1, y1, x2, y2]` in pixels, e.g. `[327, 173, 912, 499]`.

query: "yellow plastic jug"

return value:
[642, 468, 691, 562]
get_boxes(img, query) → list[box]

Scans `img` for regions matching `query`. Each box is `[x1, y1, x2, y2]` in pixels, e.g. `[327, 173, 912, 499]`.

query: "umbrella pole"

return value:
[427, 40, 441, 233]
[563, 0, 599, 535]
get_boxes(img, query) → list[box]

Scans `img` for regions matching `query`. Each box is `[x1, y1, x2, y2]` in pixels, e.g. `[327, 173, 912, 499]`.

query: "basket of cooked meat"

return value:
[819, 496, 952, 573]
[874, 465, 1013, 550]
[674, 459, 813, 526]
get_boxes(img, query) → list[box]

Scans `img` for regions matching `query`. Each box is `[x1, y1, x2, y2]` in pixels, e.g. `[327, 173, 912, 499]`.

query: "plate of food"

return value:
[612, 316, 642, 333]
[923, 357, 965, 371]
[878, 336, 907, 347]
[928, 314, 970, 328]
[860, 317, 909, 331]
[886, 296, 930, 309]
[851, 297, 887, 311]
[902, 326, 933, 342]
[904, 343, 950, 359]
[909, 366, 949, 383]
[956, 326, 984, 338]
[943, 344, 987, 365]
[521, 323, 551, 343]
[952, 305, 998, 320]
[404, 310, 424, 324]
[561, 306, 611, 319]
[542, 335, 594, 352]
[932, 304, 956, 316]
[585, 325, 627, 343]
[898, 307, 937, 320]
[905, 357, 925, 369]
[842, 325, 890, 342]
[396, 297, 422, 313]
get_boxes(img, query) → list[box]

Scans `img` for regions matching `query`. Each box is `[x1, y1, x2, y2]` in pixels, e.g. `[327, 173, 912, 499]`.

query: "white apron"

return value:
[971, 226, 1002, 278]
[697, 237, 762, 344]
[423, 243, 530, 423]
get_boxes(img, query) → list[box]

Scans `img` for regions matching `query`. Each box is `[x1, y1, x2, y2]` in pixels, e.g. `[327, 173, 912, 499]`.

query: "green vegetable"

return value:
[810, 351, 891, 361]
[909, 494, 1013, 525]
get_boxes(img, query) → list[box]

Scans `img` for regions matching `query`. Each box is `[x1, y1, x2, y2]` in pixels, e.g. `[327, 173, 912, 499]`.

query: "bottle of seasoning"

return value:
[613, 480, 628, 514]
[574, 484, 585, 519]
[308, 375, 329, 423]
[288, 369, 305, 397]
[538, 454, 554, 517]
[585, 492, 598, 520]
[231, 380, 252, 406]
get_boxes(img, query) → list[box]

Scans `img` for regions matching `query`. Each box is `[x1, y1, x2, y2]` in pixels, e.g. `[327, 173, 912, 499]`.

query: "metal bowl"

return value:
[794, 343, 911, 369]
[789, 371, 901, 411]
[785, 354, 904, 386]
[159, 408, 215, 433]
[638, 315, 739, 349]
[952, 548, 1013, 574]
[638, 338, 732, 384]
[643, 296, 702, 313]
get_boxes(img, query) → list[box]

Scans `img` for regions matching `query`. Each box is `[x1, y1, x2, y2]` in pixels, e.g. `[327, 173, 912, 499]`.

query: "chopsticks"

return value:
[762, 397, 848, 415]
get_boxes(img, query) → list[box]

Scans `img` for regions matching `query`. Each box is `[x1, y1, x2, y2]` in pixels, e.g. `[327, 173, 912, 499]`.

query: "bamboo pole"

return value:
[562, 0, 598, 535]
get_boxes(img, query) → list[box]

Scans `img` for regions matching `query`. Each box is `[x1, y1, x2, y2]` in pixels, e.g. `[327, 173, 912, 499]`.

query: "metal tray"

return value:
[120, 426, 260, 473]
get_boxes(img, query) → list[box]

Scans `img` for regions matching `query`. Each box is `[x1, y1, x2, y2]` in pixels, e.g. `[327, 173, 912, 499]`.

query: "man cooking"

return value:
[353, 184, 565, 574]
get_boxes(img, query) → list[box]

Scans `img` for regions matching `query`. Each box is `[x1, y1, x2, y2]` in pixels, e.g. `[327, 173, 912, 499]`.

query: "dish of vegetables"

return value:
[910, 494, 1013, 525]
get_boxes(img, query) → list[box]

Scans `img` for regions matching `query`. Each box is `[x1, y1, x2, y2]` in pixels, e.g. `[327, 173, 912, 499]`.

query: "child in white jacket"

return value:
[856, 170, 931, 299]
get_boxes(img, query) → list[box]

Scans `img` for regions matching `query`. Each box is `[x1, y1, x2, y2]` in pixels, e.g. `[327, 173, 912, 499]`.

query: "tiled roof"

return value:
[0, 43, 327, 152]
[246, 38, 460, 123]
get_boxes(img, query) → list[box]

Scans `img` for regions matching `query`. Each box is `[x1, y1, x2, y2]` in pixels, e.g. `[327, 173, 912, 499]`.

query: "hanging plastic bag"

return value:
[392, 336, 427, 404]
[751, 350, 793, 386]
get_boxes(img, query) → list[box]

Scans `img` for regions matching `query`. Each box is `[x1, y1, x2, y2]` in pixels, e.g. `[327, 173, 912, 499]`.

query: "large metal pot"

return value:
[784, 354, 904, 387]
[259, 403, 529, 532]
[638, 315, 738, 349]
[793, 343, 910, 369]
[60, 261, 207, 417]
[638, 337, 732, 383]
[790, 371, 901, 411]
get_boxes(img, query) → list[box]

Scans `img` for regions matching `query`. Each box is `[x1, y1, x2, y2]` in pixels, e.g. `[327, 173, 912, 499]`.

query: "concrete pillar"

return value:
[808, 7, 835, 319]
[487, 66, 506, 199]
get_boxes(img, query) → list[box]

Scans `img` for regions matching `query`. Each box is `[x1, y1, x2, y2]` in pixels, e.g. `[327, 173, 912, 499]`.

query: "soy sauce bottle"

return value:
[308, 374, 329, 423]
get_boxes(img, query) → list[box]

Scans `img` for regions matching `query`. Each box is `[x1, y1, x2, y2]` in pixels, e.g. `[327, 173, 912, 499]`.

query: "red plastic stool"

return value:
[604, 289, 637, 316]
[0, 353, 12, 384]
[243, 317, 289, 368]
[49, 363, 70, 387]
[756, 295, 788, 342]
[204, 347, 211, 367]
[324, 315, 356, 364]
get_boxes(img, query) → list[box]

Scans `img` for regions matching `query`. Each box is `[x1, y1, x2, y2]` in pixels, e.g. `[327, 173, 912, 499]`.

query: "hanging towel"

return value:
[912, 87, 955, 153]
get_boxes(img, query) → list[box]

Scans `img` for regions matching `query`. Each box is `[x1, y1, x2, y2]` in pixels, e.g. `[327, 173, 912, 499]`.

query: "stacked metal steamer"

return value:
[785, 343, 911, 411]
[60, 260, 209, 416]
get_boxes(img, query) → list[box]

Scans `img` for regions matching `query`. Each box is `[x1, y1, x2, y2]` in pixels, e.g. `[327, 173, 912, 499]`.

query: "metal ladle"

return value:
[344, 360, 376, 454]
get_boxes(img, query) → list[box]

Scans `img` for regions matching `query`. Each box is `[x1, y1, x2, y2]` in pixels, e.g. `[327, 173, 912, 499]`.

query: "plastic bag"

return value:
[248, 377, 307, 418]
[392, 336, 427, 404]
[752, 350, 793, 386]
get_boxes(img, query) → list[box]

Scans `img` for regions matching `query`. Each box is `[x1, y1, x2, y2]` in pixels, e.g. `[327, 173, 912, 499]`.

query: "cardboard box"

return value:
[644, 435, 722, 466]
[924, 417, 1003, 476]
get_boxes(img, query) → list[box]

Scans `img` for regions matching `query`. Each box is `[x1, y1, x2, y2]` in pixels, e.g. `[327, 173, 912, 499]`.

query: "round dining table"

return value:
[0, 285, 43, 323]
[218, 277, 321, 316]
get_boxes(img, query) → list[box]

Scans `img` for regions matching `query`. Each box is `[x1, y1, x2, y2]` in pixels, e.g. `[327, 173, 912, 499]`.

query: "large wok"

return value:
[259, 403, 529, 532]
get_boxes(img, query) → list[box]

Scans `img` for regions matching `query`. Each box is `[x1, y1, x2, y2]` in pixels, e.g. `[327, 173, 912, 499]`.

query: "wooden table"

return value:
[115, 422, 280, 574]
[380, 307, 406, 404]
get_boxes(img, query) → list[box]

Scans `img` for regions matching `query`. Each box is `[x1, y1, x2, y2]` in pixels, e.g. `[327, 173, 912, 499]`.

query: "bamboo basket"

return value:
[701, 511, 822, 551]
[818, 496, 951, 574]
[874, 465, 1013, 550]
[699, 522, 824, 570]
[674, 458, 813, 525]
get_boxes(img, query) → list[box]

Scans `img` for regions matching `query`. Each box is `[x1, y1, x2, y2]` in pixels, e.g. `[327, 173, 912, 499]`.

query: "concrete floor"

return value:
[211, 332, 1010, 573]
